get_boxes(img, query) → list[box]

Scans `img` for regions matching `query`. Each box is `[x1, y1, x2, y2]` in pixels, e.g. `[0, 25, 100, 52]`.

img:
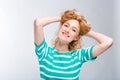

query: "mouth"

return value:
[62, 32, 70, 37]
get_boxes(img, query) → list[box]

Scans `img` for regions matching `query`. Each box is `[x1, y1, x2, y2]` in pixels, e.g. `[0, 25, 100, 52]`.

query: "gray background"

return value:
[0, 0, 119, 80]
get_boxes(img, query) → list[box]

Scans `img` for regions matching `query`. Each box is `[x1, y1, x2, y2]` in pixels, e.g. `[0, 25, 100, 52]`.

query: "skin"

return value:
[34, 17, 113, 58]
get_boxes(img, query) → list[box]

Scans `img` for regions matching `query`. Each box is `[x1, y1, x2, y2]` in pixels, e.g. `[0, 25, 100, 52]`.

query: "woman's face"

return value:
[58, 19, 80, 43]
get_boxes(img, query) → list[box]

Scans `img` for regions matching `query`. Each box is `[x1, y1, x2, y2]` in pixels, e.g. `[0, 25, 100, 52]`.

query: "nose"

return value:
[65, 28, 69, 33]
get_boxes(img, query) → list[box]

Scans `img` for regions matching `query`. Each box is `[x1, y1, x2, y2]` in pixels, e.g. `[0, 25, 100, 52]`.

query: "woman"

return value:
[34, 9, 113, 80]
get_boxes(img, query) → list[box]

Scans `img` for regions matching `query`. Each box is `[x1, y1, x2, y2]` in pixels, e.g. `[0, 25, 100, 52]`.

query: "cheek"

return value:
[59, 27, 64, 32]
[72, 33, 79, 39]
[58, 27, 62, 32]
[71, 31, 78, 36]
[70, 33, 77, 38]
[61, 26, 66, 31]
[74, 35, 78, 39]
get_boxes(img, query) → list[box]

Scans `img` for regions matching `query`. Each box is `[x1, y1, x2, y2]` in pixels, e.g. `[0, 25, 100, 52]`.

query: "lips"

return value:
[62, 32, 70, 37]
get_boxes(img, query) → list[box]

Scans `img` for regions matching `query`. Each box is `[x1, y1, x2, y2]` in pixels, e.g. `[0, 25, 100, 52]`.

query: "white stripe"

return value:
[43, 59, 81, 69]
[85, 48, 88, 53]
[37, 42, 45, 51]
[38, 46, 49, 61]
[71, 56, 78, 62]
[84, 48, 89, 61]
[37, 49, 44, 56]
[36, 52, 41, 56]
[45, 46, 49, 57]
[53, 56, 78, 64]
[54, 54, 71, 58]
[38, 49, 47, 61]
[48, 54, 53, 59]
[40, 71, 79, 80]
[84, 56, 87, 61]
[53, 60, 70, 63]
[40, 65, 80, 74]
[88, 47, 91, 59]
[73, 50, 79, 56]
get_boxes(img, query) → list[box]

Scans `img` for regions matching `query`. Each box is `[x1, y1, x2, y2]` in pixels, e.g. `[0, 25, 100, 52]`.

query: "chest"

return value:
[39, 53, 82, 80]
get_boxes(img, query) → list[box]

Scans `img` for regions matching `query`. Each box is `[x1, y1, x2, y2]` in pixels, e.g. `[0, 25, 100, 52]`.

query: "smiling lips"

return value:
[62, 31, 70, 37]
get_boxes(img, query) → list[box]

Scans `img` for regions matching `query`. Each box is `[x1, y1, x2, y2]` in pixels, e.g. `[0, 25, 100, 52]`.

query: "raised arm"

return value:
[34, 17, 61, 45]
[86, 31, 113, 58]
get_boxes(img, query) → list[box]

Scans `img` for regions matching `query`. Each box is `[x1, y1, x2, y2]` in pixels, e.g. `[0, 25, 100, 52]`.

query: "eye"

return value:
[72, 29, 76, 32]
[64, 24, 68, 27]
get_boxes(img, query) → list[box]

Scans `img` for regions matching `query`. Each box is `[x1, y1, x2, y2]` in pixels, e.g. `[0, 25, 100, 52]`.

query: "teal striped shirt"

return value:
[35, 39, 96, 80]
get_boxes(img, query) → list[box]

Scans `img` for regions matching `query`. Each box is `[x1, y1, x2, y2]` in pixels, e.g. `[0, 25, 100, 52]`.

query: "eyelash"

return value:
[64, 24, 68, 27]
[72, 29, 76, 32]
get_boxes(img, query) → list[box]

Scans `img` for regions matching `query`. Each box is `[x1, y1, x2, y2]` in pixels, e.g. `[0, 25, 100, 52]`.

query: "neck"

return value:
[55, 40, 69, 52]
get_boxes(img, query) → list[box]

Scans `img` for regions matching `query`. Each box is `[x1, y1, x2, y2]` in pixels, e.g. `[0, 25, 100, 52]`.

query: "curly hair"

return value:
[54, 9, 91, 51]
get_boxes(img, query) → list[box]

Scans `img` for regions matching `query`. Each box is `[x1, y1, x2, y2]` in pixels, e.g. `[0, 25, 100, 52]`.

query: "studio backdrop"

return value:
[0, 0, 119, 80]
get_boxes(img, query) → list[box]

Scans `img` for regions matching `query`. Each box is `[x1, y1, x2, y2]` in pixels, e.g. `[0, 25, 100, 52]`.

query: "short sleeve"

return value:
[34, 39, 49, 62]
[78, 46, 97, 63]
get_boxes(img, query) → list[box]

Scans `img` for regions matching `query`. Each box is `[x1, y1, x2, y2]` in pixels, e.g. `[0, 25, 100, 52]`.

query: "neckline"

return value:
[53, 47, 71, 55]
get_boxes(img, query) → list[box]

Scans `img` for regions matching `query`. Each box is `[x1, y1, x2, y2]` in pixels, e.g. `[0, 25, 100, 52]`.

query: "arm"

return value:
[34, 17, 61, 45]
[86, 31, 113, 58]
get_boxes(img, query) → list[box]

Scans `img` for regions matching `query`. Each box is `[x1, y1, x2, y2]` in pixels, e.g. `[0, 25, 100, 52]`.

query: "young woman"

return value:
[34, 9, 113, 80]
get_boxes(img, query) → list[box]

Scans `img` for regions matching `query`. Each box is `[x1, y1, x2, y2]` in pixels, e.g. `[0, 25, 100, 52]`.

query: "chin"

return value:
[59, 38, 71, 44]
[58, 35, 72, 43]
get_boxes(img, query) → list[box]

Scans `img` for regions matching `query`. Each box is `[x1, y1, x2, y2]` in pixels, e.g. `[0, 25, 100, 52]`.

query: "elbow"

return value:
[34, 18, 41, 27]
[106, 38, 114, 48]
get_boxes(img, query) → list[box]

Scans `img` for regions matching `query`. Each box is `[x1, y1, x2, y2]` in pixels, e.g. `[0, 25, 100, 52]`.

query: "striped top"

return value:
[35, 39, 96, 80]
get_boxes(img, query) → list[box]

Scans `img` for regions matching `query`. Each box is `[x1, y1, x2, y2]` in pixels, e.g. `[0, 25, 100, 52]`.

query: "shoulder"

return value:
[71, 46, 94, 56]
[35, 39, 54, 51]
